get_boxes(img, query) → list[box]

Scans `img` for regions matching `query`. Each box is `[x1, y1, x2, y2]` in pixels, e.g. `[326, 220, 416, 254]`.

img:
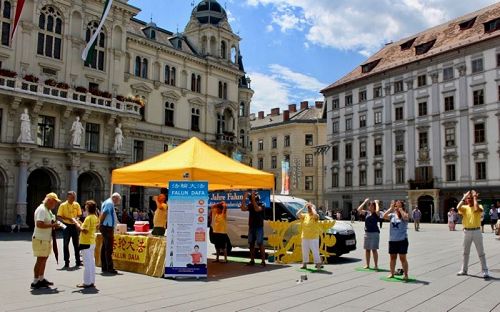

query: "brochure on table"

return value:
[165, 181, 208, 278]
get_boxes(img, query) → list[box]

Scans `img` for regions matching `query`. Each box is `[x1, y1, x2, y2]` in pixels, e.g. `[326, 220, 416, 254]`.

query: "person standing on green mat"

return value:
[357, 198, 380, 271]
[384, 200, 409, 281]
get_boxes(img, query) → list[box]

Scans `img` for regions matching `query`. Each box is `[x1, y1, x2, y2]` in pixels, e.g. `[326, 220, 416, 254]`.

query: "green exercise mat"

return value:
[355, 267, 389, 272]
[380, 275, 416, 283]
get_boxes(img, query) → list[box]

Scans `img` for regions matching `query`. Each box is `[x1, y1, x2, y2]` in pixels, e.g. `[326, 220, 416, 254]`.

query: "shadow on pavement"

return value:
[72, 287, 99, 294]
[0, 232, 33, 241]
[30, 288, 62, 295]
[328, 256, 362, 265]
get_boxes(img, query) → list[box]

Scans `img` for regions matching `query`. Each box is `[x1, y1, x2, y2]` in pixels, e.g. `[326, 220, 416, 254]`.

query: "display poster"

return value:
[281, 160, 290, 195]
[165, 181, 208, 278]
[208, 190, 271, 210]
[112, 234, 148, 264]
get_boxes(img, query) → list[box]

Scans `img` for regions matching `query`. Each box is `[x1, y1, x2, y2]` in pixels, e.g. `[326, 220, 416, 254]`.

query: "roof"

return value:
[251, 107, 325, 129]
[321, 2, 500, 93]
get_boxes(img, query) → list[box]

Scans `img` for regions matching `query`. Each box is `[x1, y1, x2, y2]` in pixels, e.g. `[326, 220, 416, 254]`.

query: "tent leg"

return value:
[110, 181, 114, 197]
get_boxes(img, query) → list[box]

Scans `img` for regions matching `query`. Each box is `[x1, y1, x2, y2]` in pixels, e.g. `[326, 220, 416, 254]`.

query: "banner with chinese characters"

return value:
[165, 181, 208, 278]
[281, 160, 290, 195]
[112, 234, 148, 264]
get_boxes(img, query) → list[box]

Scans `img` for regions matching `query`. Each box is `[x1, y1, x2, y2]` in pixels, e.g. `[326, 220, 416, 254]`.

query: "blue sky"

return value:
[129, 0, 498, 113]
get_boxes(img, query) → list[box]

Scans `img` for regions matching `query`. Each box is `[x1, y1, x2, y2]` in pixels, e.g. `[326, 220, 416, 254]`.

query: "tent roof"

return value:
[112, 137, 275, 191]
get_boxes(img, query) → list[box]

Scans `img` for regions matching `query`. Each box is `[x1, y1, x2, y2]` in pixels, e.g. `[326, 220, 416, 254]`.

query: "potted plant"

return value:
[56, 82, 69, 89]
[44, 79, 57, 87]
[101, 91, 112, 98]
[0, 68, 17, 78]
[116, 95, 125, 101]
[75, 86, 88, 93]
[23, 74, 39, 83]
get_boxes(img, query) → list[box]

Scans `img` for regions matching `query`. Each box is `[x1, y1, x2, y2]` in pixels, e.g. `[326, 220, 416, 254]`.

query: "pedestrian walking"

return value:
[99, 192, 121, 274]
[152, 194, 167, 236]
[57, 191, 82, 269]
[448, 208, 457, 231]
[357, 198, 380, 270]
[379, 210, 384, 228]
[412, 207, 421, 231]
[296, 203, 322, 270]
[240, 191, 266, 266]
[336, 211, 341, 220]
[457, 190, 489, 278]
[211, 201, 228, 263]
[350, 209, 356, 223]
[75, 200, 99, 288]
[489, 204, 498, 233]
[31, 193, 61, 289]
[384, 200, 409, 281]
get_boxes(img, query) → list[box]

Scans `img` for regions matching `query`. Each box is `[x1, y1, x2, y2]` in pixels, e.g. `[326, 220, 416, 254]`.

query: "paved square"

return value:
[2, 222, 500, 312]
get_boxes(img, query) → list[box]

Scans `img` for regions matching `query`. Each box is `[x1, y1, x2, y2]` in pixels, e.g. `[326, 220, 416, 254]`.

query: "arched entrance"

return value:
[78, 171, 104, 206]
[417, 195, 434, 223]
[27, 169, 58, 228]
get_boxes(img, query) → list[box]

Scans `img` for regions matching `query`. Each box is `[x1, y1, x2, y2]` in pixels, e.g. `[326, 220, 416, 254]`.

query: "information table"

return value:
[95, 233, 166, 278]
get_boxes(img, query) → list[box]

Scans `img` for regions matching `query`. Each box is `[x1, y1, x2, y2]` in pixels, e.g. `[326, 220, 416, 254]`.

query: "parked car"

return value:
[225, 195, 356, 262]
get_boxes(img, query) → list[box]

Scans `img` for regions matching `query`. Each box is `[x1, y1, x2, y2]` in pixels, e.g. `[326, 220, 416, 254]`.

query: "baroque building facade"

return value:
[0, 0, 253, 228]
[322, 3, 500, 221]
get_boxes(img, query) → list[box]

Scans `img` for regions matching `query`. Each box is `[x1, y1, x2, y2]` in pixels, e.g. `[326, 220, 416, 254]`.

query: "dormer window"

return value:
[400, 38, 416, 50]
[150, 29, 156, 40]
[361, 59, 381, 73]
[459, 16, 476, 30]
[415, 39, 436, 56]
[484, 18, 500, 33]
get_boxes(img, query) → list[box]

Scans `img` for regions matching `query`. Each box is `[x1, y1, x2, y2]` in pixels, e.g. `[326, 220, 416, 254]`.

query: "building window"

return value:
[345, 94, 353, 106]
[258, 158, 263, 170]
[305, 176, 313, 191]
[394, 81, 404, 93]
[417, 75, 427, 87]
[305, 154, 313, 167]
[345, 117, 352, 131]
[443, 67, 454, 81]
[359, 141, 367, 158]
[497, 54, 500, 67]
[345, 172, 352, 187]
[332, 120, 339, 133]
[216, 113, 225, 134]
[84, 21, 106, 71]
[305, 134, 313, 146]
[419, 132, 428, 149]
[191, 108, 200, 132]
[133, 140, 144, 162]
[258, 139, 263, 151]
[471, 58, 484, 73]
[444, 96, 454, 111]
[418, 102, 427, 116]
[374, 169, 383, 185]
[249, 141, 252, 152]
[359, 115, 366, 128]
[359, 170, 367, 186]
[473, 89, 484, 106]
[284, 135, 290, 147]
[164, 102, 175, 127]
[395, 106, 404, 121]
[271, 137, 277, 149]
[135, 57, 148, 78]
[37, 6, 63, 59]
[239, 102, 245, 117]
[374, 138, 382, 156]
[345, 143, 352, 160]
[396, 167, 405, 184]
[474, 123, 485, 143]
[223, 83, 228, 100]
[395, 132, 404, 153]
[374, 111, 382, 124]
[332, 98, 339, 109]
[85, 122, 100, 153]
[332, 172, 339, 188]
[332, 145, 339, 162]
[271, 156, 277, 169]
[446, 164, 456, 182]
[0, 1, 11, 46]
[218, 81, 223, 98]
[373, 86, 382, 98]
[445, 127, 455, 147]
[37, 115, 55, 147]
[475, 162, 486, 180]
[359, 90, 367, 102]
[168, 67, 176, 86]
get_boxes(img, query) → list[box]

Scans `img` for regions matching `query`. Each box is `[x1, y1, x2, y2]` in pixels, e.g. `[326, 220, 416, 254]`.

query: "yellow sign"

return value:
[112, 234, 149, 264]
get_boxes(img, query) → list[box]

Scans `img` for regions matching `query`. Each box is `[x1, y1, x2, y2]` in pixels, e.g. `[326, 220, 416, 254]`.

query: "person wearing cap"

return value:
[57, 191, 82, 269]
[31, 192, 61, 289]
[99, 192, 121, 274]
[240, 191, 266, 266]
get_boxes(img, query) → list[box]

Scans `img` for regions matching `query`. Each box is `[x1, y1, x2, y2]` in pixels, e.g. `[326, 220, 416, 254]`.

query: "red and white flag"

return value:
[11, 0, 26, 43]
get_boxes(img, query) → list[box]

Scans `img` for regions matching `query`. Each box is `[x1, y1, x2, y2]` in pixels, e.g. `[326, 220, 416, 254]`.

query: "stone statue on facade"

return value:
[17, 108, 34, 143]
[113, 123, 124, 152]
[70, 116, 85, 147]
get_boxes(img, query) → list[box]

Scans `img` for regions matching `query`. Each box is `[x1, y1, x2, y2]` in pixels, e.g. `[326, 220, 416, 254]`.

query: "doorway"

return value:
[78, 171, 104, 206]
[417, 195, 434, 223]
[27, 169, 57, 228]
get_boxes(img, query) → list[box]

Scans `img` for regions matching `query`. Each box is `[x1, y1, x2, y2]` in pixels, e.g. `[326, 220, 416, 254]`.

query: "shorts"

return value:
[388, 238, 408, 255]
[248, 227, 264, 245]
[212, 233, 228, 250]
[491, 219, 498, 226]
[32, 238, 51, 257]
[152, 227, 166, 236]
[364, 232, 380, 250]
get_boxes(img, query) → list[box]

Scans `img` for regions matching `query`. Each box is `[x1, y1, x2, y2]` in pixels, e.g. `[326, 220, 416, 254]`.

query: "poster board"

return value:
[165, 181, 208, 279]
[208, 190, 271, 210]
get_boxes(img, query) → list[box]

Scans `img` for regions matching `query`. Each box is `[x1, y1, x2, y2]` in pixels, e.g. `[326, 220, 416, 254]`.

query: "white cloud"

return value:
[247, 71, 290, 113]
[265, 24, 274, 32]
[269, 64, 325, 91]
[245, 0, 499, 55]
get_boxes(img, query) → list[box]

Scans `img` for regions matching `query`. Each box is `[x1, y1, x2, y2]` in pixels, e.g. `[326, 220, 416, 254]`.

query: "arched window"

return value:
[196, 75, 201, 93]
[164, 102, 174, 126]
[191, 108, 200, 132]
[240, 129, 245, 147]
[170, 67, 176, 86]
[164, 65, 170, 84]
[231, 46, 237, 63]
[191, 73, 196, 92]
[141, 58, 148, 79]
[85, 21, 106, 71]
[218, 81, 223, 99]
[37, 6, 63, 59]
[134, 56, 141, 77]
[239, 102, 245, 117]
[223, 83, 228, 100]
[221, 41, 226, 59]
[217, 113, 225, 134]
[0, 1, 11, 46]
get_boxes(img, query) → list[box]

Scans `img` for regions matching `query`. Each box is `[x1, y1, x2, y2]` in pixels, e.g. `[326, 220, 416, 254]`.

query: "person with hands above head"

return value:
[358, 198, 381, 270]
[384, 200, 410, 281]
[457, 190, 489, 278]
[240, 190, 266, 267]
[297, 203, 322, 270]
[211, 201, 229, 263]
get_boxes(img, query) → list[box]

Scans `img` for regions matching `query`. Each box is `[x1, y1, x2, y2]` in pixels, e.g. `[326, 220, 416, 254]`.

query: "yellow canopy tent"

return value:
[111, 137, 275, 191]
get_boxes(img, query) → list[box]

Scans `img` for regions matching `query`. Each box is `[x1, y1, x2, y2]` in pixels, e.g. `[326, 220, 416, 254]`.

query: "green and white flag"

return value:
[82, 0, 113, 64]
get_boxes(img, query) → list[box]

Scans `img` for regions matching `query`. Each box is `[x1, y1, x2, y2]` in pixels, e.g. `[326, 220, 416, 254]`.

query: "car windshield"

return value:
[280, 199, 327, 221]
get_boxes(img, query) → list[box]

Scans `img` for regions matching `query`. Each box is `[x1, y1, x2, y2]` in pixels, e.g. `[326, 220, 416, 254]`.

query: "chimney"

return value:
[271, 107, 280, 116]
[283, 110, 290, 122]
[288, 104, 297, 113]
[315, 101, 323, 109]
[258, 111, 264, 119]
[300, 101, 309, 110]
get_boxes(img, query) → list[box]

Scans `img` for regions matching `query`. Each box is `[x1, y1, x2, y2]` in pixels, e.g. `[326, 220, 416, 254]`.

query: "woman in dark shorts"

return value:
[383, 200, 409, 281]
[357, 198, 381, 270]
[211, 202, 228, 263]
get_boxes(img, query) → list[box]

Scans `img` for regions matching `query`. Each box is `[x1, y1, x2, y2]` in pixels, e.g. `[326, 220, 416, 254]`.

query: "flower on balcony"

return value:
[56, 82, 69, 90]
[89, 88, 102, 97]
[125, 96, 143, 106]
[101, 91, 112, 99]
[23, 74, 39, 83]
[44, 79, 57, 87]
[116, 95, 125, 102]
[75, 86, 88, 93]
[0, 68, 17, 78]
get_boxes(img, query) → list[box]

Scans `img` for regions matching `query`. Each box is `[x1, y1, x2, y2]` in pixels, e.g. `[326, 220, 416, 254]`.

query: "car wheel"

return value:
[327, 254, 341, 264]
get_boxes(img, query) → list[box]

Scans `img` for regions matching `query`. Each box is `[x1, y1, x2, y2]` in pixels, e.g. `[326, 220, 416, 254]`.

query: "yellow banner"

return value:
[112, 234, 149, 264]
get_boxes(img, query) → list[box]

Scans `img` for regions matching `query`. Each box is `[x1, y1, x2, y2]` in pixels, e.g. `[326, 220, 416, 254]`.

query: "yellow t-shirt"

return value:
[212, 211, 227, 234]
[301, 213, 321, 239]
[57, 201, 82, 224]
[153, 203, 167, 228]
[80, 214, 99, 245]
[458, 204, 483, 228]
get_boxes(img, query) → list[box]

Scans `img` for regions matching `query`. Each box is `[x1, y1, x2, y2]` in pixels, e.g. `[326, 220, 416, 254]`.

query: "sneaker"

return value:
[483, 270, 490, 278]
[457, 271, 467, 276]
[61, 264, 69, 270]
[76, 262, 83, 267]
[39, 279, 54, 286]
[107, 269, 118, 274]
[30, 281, 39, 289]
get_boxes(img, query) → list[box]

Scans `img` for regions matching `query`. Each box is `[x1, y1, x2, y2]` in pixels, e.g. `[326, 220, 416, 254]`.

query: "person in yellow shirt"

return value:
[211, 202, 228, 263]
[57, 191, 82, 268]
[297, 203, 322, 270]
[152, 194, 167, 236]
[457, 190, 489, 278]
[75, 200, 99, 288]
